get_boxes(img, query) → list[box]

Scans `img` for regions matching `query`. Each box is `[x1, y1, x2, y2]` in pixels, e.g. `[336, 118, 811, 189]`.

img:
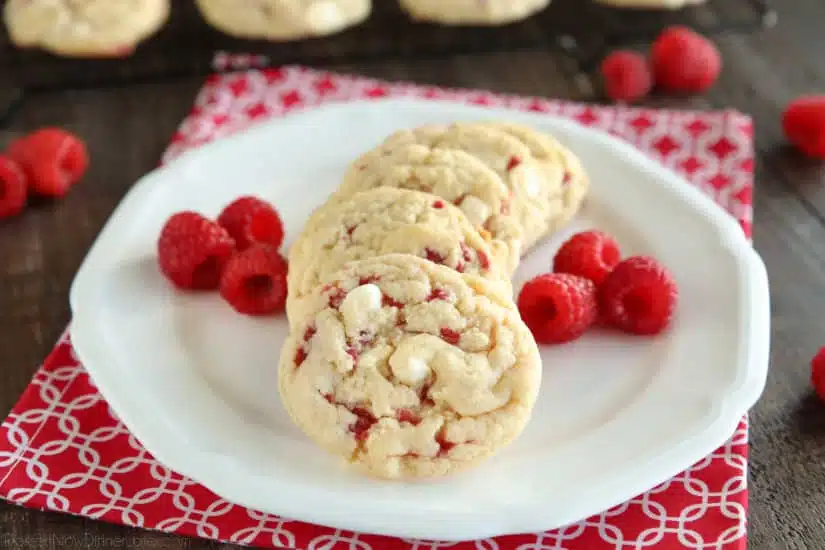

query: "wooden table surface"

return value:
[2, 1, 825, 548]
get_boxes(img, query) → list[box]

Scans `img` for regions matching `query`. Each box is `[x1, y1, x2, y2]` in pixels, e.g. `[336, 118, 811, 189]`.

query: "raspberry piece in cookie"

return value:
[0, 156, 27, 219]
[553, 230, 621, 286]
[336, 144, 523, 272]
[380, 122, 590, 252]
[379, 123, 582, 253]
[517, 273, 598, 344]
[478, 122, 590, 238]
[157, 211, 236, 291]
[600, 256, 678, 335]
[287, 187, 508, 321]
[217, 196, 285, 251]
[220, 244, 288, 316]
[279, 254, 541, 480]
[8, 128, 88, 198]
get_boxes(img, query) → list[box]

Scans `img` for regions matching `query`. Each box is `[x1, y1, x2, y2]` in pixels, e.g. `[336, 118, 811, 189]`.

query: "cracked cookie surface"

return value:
[278, 254, 541, 479]
[4, 0, 169, 57]
[195, 0, 370, 40]
[475, 121, 589, 237]
[336, 144, 524, 272]
[287, 187, 508, 322]
[376, 122, 586, 252]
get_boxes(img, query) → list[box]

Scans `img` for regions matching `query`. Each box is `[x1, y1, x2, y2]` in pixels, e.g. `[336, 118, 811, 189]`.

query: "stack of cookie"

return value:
[278, 122, 589, 480]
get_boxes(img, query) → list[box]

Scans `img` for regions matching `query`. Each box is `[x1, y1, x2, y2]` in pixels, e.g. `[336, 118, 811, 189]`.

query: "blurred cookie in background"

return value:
[3, 0, 170, 58]
[398, 0, 550, 26]
[593, 0, 706, 8]
[195, 0, 371, 41]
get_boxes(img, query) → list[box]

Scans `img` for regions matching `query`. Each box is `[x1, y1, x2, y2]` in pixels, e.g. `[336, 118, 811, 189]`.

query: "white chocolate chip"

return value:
[398, 357, 429, 386]
[389, 334, 451, 386]
[514, 164, 543, 198]
[340, 284, 382, 330]
[459, 195, 492, 226]
[306, 1, 344, 32]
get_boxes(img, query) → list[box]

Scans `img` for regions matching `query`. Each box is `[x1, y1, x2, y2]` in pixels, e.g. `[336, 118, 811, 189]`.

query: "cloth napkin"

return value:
[0, 64, 754, 550]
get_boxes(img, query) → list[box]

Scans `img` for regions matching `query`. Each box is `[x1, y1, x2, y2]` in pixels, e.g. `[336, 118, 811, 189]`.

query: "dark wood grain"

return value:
[2, 1, 825, 548]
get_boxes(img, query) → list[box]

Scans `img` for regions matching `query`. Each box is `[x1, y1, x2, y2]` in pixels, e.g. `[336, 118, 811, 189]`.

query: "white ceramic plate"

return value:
[69, 99, 770, 542]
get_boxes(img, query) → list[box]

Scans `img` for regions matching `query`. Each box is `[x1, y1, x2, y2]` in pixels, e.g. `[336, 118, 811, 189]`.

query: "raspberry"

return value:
[157, 211, 236, 291]
[8, 128, 89, 197]
[600, 256, 678, 335]
[650, 26, 721, 94]
[600, 50, 653, 103]
[217, 196, 284, 251]
[440, 328, 461, 345]
[782, 96, 825, 159]
[219, 244, 288, 316]
[517, 273, 598, 344]
[553, 230, 621, 286]
[812, 347, 825, 400]
[0, 156, 27, 219]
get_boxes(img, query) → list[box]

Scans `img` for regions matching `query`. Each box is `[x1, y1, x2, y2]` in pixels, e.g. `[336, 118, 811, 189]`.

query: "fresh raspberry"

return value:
[8, 128, 89, 197]
[650, 26, 721, 94]
[600, 50, 653, 103]
[157, 211, 235, 291]
[219, 244, 288, 316]
[553, 230, 621, 286]
[217, 196, 284, 251]
[600, 256, 678, 335]
[0, 156, 27, 219]
[517, 273, 598, 344]
[811, 347, 825, 400]
[782, 96, 825, 159]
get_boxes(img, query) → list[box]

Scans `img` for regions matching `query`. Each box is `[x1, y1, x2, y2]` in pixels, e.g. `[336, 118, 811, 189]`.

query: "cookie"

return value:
[4, 0, 169, 57]
[594, 0, 706, 8]
[398, 0, 550, 25]
[477, 121, 589, 235]
[377, 123, 572, 252]
[278, 254, 542, 479]
[336, 143, 524, 272]
[287, 187, 508, 321]
[195, 0, 371, 41]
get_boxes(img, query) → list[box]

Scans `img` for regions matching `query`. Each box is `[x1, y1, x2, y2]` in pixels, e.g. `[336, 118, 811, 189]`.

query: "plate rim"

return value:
[68, 98, 770, 541]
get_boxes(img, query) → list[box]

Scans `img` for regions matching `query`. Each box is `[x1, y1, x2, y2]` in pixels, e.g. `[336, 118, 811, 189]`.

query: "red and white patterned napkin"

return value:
[0, 66, 754, 550]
